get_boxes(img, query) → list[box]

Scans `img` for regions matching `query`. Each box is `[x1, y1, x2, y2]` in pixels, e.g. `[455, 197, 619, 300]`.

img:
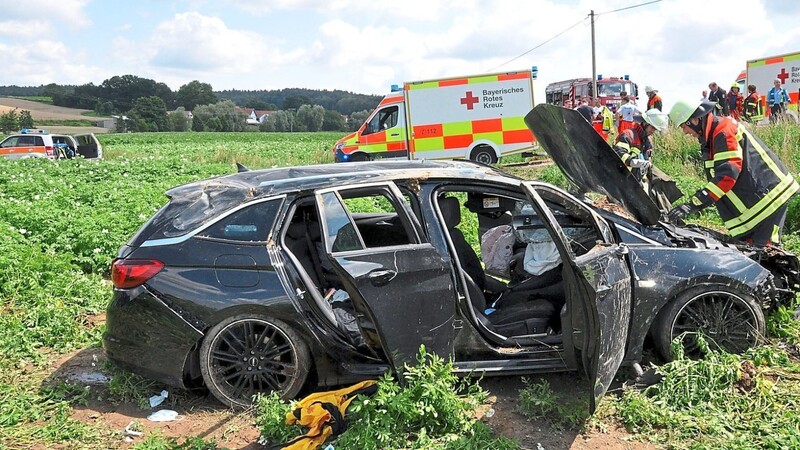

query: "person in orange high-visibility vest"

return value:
[645, 86, 662, 111]
[668, 100, 799, 246]
[742, 84, 764, 123]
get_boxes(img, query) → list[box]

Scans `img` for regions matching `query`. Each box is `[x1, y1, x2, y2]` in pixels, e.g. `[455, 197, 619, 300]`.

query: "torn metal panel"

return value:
[524, 104, 662, 225]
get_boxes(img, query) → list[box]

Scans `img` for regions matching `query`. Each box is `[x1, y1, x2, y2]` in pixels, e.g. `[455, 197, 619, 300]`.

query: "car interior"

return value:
[436, 187, 604, 346]
[280, 185, 605, 351]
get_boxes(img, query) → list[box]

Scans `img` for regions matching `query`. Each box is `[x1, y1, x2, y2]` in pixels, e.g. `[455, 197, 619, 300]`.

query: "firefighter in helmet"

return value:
[667, 100, 799, 246]
[645, 86, 663, 111]
[613, 108, 669, 182]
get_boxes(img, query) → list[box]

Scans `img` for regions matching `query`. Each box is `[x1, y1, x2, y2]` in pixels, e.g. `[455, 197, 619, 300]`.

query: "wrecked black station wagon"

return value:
[104, 105, 799, 409]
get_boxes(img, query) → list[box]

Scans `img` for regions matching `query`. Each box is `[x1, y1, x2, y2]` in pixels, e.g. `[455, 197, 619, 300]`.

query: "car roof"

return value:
[165, 160, 519, 202]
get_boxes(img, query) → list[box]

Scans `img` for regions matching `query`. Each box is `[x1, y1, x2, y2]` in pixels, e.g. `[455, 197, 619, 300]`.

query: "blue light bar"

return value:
[390, 84, 401, 92]
[531, 66, 538, 79]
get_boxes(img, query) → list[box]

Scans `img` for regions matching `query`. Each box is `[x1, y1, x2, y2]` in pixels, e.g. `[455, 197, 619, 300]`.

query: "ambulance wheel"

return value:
[350, 153, 369, 162]
[199, 314, 311, 409]
[470, 146, 497, 164]
[654, 285, 764, 361]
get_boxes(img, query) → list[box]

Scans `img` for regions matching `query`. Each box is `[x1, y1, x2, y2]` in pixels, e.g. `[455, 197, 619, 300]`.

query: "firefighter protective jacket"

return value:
[613, 124, 652, 164]
[693, 116, 799, 238]
[647, 94, 663, 111]
[743, 92, 764, 122]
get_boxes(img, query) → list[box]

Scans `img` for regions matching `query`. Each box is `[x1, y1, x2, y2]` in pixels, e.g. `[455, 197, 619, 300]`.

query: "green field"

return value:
[1, 129, 799, 449]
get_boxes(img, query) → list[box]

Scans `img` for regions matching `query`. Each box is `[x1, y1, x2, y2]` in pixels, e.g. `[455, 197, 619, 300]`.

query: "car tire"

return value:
[199, 314, 311, 409]
[654, 285, 765, 361]
[470, 146, 497, 164]
[350, 153, 369, 162]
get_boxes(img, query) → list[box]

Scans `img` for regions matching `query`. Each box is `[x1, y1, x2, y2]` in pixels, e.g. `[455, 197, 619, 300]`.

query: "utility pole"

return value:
[590, 10, 597, 101]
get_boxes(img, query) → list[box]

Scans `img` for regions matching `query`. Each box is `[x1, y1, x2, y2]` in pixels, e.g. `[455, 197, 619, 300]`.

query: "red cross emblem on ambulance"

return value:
[460, 91, 479, 110]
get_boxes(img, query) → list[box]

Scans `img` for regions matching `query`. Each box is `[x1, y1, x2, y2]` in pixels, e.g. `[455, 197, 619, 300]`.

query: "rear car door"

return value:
[73, 133, 102, 159]
[316, 182, 456, 370]
[521, 181, 632, 412]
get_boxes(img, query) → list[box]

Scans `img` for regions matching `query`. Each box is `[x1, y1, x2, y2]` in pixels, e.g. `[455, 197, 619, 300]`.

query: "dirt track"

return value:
[50, 347, 655, 450]
[0, 97, 111, 134]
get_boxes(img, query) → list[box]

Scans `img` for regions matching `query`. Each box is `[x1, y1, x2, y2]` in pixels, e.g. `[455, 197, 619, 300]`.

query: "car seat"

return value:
[439, 196, 505, 294]
[440, 196, 557, 336]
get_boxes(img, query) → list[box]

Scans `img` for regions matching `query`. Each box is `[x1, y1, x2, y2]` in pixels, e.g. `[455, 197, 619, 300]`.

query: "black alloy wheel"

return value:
[199, 315, 311, 408]
[655, 286, 765, 360]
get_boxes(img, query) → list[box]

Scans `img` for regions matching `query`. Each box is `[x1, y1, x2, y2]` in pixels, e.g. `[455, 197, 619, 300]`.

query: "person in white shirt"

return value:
[617, 95, 639, 133]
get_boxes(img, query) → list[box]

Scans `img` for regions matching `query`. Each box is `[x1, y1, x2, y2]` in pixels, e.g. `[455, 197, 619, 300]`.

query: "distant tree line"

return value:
[216, 87, 381, 116]
[0, 76, 382, 133]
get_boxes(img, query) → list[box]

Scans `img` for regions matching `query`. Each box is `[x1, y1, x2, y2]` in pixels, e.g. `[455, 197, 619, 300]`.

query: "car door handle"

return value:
[367, 269, 397, 287]
[390, 133, 400, 137]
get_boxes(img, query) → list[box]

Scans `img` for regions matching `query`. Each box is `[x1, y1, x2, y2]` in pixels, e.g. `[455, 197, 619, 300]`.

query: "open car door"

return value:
[315, 183, 456, 371]
[521, 181, 632, 412]
[73, 133, 102, 159]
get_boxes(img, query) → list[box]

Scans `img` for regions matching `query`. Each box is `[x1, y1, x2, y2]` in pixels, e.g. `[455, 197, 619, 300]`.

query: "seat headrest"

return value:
[286, 222, 307, 239]
[439, 196, 461, 228]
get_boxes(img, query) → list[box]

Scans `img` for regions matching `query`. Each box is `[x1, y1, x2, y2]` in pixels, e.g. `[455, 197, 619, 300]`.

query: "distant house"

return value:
[97, 115, 129, 129]
[168, 109, 194, 120]
[243, 108, 274, 125]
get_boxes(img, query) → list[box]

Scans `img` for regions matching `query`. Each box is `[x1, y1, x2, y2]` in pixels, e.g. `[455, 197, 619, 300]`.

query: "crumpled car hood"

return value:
[524, 104, 662, 225]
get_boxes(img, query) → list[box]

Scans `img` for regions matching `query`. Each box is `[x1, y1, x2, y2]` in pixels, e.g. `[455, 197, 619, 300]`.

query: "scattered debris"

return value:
[124, 420, 143, 437]
[147, 409, 181, 422]
[149, 389, 169, 408]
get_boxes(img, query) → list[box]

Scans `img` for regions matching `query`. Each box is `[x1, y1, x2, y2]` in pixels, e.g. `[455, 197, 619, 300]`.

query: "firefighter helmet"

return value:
[645, 85, 657, 94]
[669, 100, 715, 126]
[634, 109, 669, 132]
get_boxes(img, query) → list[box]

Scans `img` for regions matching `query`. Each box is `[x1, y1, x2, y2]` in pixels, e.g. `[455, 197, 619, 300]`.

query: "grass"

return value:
[609, 337, 800, 449]
[257, 348, 518, 450]
[1, 124, 800, 448]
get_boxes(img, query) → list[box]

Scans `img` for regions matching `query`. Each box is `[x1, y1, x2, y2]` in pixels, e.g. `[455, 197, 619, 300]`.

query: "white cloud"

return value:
[0, 0, 91, 29]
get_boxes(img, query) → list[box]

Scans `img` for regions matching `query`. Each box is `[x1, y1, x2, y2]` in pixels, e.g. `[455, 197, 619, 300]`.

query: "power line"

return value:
[486, 17, 586, 72]
[488, 0, 662, 72]
[597, 0, 661, 15]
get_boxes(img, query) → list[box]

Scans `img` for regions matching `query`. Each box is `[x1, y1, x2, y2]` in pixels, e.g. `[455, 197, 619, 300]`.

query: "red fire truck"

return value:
[545, 75, 638, 110]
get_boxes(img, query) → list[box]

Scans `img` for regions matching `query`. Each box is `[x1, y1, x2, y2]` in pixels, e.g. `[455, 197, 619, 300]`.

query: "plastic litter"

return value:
[485, 408, 495, 418]
[324, 445, 335, 450]
[147, 409, 180, 422]
[149, 390, 169, 408]
[124, 420, 143, 437]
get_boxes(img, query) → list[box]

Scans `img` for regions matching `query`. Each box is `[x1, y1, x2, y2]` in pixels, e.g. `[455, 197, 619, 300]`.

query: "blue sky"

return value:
[1, 0, 799, 110]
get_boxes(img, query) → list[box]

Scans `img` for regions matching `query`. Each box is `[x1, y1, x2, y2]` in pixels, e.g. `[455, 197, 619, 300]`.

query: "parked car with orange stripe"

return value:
[0, 129, 102, 160]
[334, 69, 538, 164]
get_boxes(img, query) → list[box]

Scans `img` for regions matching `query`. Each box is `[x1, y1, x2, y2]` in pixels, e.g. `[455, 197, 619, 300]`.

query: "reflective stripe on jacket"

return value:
[743, 93, 764, 121]
[613, 124, 651, 164]
[696, 116, 799, 238]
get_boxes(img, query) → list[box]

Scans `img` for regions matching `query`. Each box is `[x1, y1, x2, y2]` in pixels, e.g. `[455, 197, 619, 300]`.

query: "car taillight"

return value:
[45, 145, 54, 157]
[111, 259, 164, 289]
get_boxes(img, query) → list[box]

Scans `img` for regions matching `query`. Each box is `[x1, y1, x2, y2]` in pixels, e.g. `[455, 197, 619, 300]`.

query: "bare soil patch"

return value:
[0, 97, 110, 121]
[0, 97, 111, 134]
[47, 348, 656, 449]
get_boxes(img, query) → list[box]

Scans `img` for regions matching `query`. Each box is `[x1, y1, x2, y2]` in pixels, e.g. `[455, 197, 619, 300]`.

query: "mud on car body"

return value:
[104, 108, 798, 410]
